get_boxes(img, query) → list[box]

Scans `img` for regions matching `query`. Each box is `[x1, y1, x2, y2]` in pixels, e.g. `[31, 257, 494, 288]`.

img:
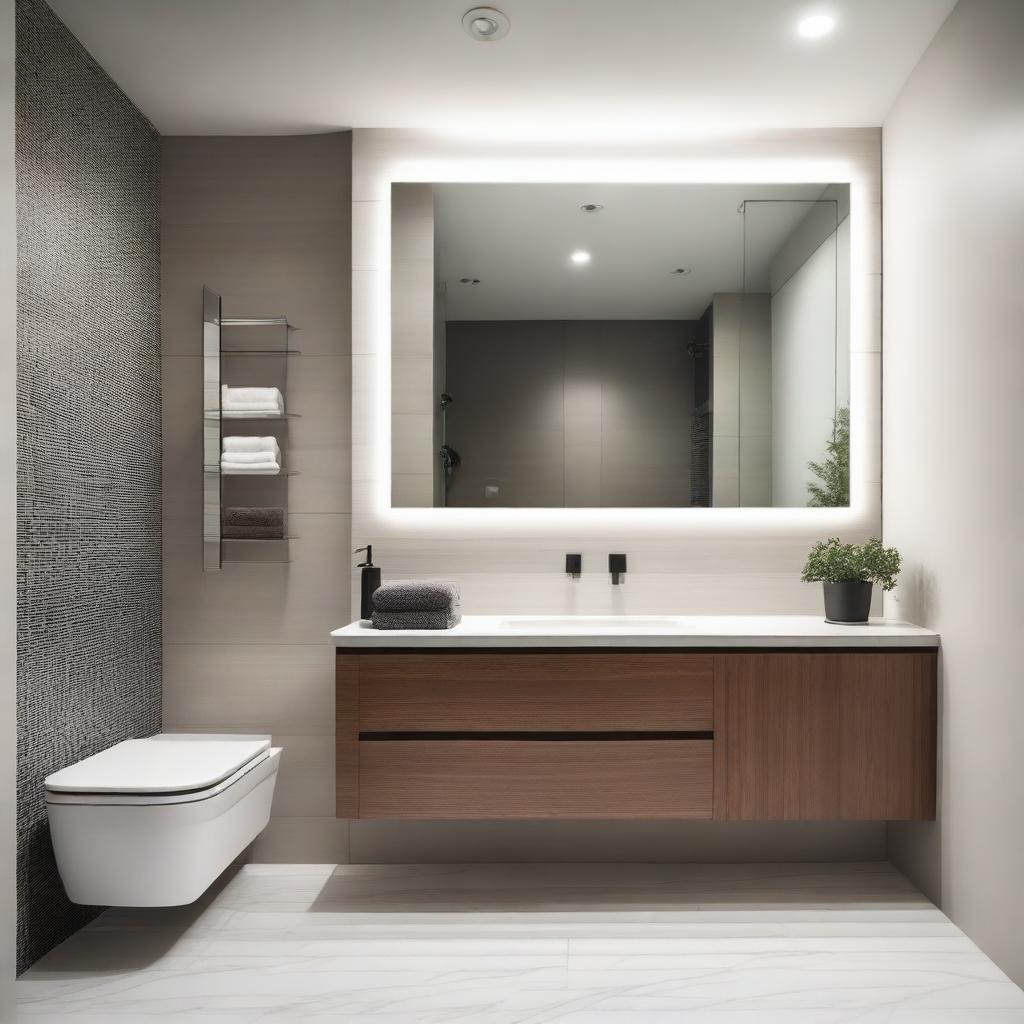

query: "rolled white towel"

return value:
[222, 436, 281, 462]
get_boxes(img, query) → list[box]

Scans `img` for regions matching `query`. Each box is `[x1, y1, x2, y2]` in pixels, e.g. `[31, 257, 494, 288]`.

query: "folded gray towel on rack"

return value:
[371, 580, 462, 613]
[371, 606, 462, 631]
[222, 506, 285, 540]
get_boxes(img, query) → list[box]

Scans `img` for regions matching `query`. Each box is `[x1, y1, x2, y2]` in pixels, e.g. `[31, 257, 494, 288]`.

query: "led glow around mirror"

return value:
[390, 181, 851, 511]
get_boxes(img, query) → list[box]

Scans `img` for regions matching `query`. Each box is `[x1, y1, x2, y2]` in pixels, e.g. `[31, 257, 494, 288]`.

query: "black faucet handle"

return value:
[609, 553, 627, 585]
[566, 553, 582, 578]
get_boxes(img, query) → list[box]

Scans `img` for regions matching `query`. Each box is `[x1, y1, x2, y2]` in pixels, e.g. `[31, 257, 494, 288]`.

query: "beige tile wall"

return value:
[161, 133, 352, 862]
[390, 183, 434, 507]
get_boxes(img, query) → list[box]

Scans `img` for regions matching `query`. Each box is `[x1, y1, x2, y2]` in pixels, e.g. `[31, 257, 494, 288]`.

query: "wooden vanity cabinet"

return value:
[336, 649, 937, 822]
[714, 652, 937, 820]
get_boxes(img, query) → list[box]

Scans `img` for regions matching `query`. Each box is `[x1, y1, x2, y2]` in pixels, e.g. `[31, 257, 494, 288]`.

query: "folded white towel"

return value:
[223, 398, 283, 411]
[222, 437, 281, 462]
[222, 451, 283, 466]
[223, 435, 280, 454]
[222, 409, 283, 419]
[221, 460, 281, 475]
[222, 385, 283, 405]
[222, 385, 284, 414]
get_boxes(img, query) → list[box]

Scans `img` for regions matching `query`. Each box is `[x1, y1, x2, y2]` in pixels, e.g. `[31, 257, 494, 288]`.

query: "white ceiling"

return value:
[435, 183, 833, 319]
[47, 0, 956, 138]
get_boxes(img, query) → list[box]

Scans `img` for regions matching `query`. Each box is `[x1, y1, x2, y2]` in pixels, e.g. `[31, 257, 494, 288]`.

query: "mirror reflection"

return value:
[391, 182, 850, 508]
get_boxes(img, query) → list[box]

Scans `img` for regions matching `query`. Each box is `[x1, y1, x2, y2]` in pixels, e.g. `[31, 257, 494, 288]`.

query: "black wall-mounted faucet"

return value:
[565, 553, 582, 579]
[609, 553, 627, 585]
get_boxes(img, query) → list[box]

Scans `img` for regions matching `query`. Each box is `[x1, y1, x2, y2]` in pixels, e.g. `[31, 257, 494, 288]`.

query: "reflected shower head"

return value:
[440, 392, 453, 407]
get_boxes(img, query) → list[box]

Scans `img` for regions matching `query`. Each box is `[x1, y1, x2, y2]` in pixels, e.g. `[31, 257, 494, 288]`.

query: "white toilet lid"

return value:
[44, 734, 271, 794]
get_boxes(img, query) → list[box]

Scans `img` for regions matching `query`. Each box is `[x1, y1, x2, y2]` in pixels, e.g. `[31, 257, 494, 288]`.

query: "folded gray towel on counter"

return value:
[222, 506, 284, 540]
[371, 580, 461, 612]
[371, 606, 462, 631]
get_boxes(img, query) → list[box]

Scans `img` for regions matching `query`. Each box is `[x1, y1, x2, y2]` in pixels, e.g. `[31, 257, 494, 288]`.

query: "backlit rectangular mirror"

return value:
[391, 182, 850, 509]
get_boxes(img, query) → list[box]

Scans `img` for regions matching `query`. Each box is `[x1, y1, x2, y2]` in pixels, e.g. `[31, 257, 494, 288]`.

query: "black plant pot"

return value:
[823, 581, 873, 624]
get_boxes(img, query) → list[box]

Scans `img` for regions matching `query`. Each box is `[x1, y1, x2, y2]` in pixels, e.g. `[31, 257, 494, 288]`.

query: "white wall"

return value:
[349, 127, 884, 862]
[710, 293, 772, 507]
[0, 0, 15, 1011]
[883, 0, 1024, 987]
[770, 222, 848, 506]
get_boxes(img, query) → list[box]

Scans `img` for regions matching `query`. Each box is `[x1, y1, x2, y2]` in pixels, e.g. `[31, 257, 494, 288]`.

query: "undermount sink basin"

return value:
[499, 616, 682, 631]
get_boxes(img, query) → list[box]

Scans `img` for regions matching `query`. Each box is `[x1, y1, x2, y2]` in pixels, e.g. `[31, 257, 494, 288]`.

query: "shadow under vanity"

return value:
[333, 622, 938, 822]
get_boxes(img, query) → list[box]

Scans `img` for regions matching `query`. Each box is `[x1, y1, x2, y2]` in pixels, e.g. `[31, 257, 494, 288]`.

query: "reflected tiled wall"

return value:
[160, 134, 352, 862]
[16, 0, 161, 972]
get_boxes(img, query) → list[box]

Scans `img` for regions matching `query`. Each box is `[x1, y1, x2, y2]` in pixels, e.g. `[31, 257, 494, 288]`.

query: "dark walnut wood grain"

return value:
[335, 655, 359, 818]
[713, 652, 936, 821]
[358, 739, 713, 819]
[358, 653, 713, 732]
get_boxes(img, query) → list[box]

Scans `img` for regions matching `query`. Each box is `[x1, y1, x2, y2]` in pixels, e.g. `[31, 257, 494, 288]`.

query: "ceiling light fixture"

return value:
[569, 250, 591, 266]
[670, 267, 692, 275]
[579, 203, 604, 213]
[796, 12, 836, 38]
[462, 7, 510, 42]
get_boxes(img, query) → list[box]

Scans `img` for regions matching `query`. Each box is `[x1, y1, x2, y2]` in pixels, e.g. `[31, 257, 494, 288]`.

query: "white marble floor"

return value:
[16, 862, 1024, 1023]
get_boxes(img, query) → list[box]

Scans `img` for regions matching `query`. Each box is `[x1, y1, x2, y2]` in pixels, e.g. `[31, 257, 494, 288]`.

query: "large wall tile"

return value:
[163, 513, 351, 645]
[161, 135, 352, 861]
[162, 643, 335, 736]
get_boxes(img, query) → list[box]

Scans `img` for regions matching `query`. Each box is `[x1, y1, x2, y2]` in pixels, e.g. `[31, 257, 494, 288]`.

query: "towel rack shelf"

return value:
[205, 413, 302, 421]
[203, 285, 298, 572]
[222, 349, 302, 356]
[216, 469, 301, 477]
[223, 536, 300, 542]
[221, 316, 294, 329]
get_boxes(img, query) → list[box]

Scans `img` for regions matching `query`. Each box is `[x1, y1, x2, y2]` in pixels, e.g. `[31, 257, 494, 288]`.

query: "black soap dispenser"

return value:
[354, 546, 381, 621]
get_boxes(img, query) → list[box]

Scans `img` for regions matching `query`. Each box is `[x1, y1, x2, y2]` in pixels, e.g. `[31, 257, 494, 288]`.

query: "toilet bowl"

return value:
[45, 733, 282, 907]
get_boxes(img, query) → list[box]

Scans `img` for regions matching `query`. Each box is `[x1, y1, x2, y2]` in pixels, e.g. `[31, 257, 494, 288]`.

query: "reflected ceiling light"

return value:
[797, 13, 836, 38]
[671, 267, 692, 275]
[462, 7, 510, 41]
[569, 250, 591, 265]
[579, 203, 604, 213]
[459, 277, 481, 284]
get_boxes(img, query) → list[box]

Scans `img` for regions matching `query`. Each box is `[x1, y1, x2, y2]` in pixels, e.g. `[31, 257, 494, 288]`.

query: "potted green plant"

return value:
[801, 537, 902, 623]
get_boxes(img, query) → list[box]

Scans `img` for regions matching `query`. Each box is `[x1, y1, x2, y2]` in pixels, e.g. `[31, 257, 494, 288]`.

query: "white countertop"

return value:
[331, 615, 939, 649]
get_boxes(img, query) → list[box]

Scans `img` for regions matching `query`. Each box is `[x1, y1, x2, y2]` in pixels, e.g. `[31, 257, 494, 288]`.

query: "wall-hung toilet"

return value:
[45, 733, 281, 907]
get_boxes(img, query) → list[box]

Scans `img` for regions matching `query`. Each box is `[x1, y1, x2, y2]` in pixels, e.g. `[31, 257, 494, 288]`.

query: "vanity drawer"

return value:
[358, 739, 713, 819]
[357, 654, 714, 732]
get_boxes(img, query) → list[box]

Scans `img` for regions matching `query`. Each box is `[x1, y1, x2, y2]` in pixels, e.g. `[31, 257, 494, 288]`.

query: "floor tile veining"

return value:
[17, 863, 1024, 1023]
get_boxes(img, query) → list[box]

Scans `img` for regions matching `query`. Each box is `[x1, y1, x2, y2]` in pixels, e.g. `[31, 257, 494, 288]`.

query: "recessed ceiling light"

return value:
[459, 277, 481, 285]
[797, 13, 836, 38]
[579, 203, 604, 213]
[462, 7, 510, 41]
[569, 250, 591, 266]
[671, 267, 692, 276]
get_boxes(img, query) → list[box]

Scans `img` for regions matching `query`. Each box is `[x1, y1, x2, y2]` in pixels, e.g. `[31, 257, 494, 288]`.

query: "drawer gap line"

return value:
[359, 731, 714, 742]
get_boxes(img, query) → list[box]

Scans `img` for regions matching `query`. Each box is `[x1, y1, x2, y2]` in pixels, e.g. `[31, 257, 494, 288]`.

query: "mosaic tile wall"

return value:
[16, 0, 161, 973]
